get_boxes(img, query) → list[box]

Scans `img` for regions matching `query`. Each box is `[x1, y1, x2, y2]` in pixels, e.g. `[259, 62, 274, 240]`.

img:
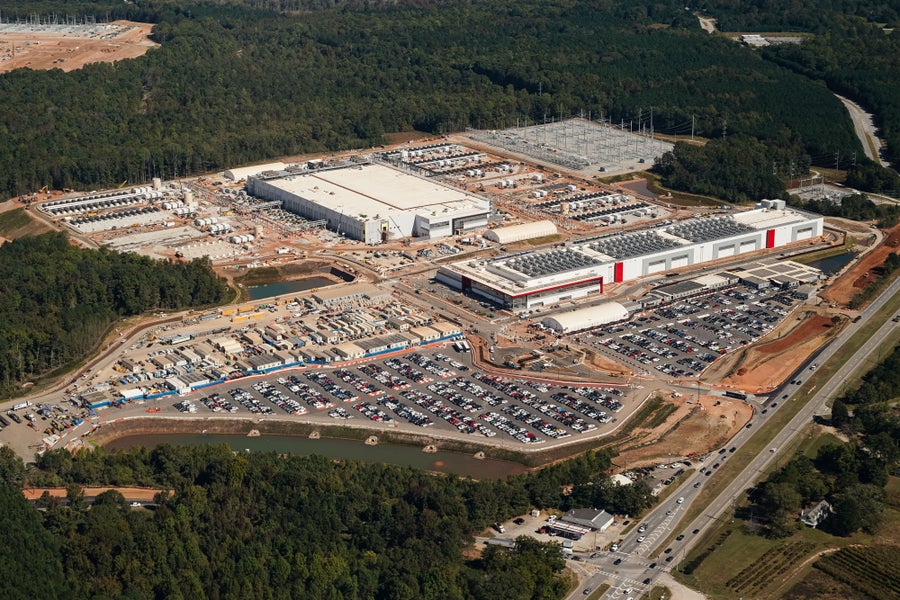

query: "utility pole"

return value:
[722, 120, 727, 140]
[835, 151, 840, 173]
[691, 115, 695, 142]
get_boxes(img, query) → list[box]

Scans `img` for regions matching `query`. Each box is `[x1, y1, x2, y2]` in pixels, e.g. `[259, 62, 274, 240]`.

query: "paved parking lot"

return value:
[171, 346, 632, 445]
[579, 284, 803, 379]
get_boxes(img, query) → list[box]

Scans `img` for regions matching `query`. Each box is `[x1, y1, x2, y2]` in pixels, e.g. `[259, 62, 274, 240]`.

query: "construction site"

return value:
[0, 19, 157, 74]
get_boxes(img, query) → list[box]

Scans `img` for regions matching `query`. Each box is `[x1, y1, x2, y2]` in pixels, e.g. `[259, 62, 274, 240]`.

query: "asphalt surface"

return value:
[566, 275, 899, 599]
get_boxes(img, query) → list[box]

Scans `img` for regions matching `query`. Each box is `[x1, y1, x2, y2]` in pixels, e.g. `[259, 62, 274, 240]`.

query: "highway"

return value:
[567, 275, 899, 599]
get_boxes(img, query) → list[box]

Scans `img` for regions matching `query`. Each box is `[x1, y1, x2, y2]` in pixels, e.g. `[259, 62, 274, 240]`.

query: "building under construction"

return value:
[246, 163, 491, 244]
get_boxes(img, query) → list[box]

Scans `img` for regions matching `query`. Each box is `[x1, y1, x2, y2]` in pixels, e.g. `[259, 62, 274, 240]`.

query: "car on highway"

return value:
[729, 446, 736, 452]
[746, 423, 753, 429]
[676, 534, 685, 541]
[676, 497, 685, 504]
[693, 482, 701, 488]
[649, 562, 656, 568]
[666, 556, 674, 563]
[637, 536, 645, 543]
[582, 587, 592, 595]
[614, 558, 622, 565]
[664, 547, 672, 554]
[638, 524, 646, 533]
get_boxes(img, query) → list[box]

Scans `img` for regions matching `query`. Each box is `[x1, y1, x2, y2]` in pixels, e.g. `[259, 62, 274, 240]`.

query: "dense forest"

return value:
[747, 344, 900, 538]
[0, 233, 229, 396]
[0, 0, 866, 198]
[654, 135, 808, 202]
[0, 445, 651, 599]
[699, 0, 900, 174]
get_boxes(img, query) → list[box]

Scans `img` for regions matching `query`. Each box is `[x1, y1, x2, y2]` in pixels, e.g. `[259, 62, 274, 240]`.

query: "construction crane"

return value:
[388, 215, 409, 245]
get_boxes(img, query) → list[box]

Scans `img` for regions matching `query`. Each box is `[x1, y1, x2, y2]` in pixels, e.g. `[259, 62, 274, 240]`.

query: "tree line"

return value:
[789, 193, 900, 228]
[0, 444, 654, 599]
[0, 233, 230, 396]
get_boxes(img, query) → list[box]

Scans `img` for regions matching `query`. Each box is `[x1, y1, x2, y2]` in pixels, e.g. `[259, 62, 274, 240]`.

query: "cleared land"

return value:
[0, 21, 157, 73]
[706, 311, 843, 394]
[615, 394, 751, 468]
[820, 222, 900, 306]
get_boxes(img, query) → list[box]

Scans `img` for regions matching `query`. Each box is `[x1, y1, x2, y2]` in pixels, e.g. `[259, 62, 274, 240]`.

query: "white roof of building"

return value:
[542, 302, 629, 333]
[224, 162, 287, 181]
[485, 220, 558, 244]
[693, 274, 729, 287]
[261, 163, 488, 223]
[733, 208, 809, 229]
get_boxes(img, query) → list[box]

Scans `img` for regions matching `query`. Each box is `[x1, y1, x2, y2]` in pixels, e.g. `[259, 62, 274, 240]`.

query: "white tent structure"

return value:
[485, 220, 557, 244]
[542, 301, 629, 333]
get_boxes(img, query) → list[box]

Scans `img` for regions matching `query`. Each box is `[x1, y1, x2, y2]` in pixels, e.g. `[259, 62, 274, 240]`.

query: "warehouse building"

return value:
[485, 220, 558, 245]
[437, 207, 823, 311]
[247, 163, 491, 244]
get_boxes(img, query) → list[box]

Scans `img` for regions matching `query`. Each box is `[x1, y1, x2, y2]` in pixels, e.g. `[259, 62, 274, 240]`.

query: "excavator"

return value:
[117, 179, 128, 189]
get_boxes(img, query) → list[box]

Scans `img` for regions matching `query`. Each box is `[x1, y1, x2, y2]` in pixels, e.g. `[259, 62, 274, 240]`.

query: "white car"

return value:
[676, 497, 685, 504]
[637, 536, 645, 543]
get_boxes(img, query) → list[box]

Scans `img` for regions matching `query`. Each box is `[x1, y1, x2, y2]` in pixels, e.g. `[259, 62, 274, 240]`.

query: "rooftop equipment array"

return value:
[666, 217, 756, 243]
[505, 249, 600, 277]
[588, 231, 682, 260]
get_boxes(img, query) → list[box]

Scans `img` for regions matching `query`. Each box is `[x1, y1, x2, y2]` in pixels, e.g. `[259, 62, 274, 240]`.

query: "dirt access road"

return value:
[836, 93, 890, 167]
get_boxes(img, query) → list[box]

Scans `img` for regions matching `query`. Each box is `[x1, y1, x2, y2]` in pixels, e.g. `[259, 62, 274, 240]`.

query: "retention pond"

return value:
[105, 433, 529, 480]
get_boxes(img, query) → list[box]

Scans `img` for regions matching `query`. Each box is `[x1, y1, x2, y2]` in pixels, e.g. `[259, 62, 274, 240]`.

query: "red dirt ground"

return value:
[715, 313, 839, 393]
[0, 21, 157, 74]
[821, 223, 900, 306]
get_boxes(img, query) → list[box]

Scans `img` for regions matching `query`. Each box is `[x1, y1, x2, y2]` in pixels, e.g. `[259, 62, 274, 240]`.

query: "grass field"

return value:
[0, 207, 52, 238]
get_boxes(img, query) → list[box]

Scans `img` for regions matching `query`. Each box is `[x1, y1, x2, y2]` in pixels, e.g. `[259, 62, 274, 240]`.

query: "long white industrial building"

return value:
[436, 201, 823, 312]
[247, 163, 491, 244]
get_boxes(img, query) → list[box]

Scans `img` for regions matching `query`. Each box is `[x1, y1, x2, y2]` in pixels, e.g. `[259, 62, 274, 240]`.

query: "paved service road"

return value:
[566, 275, 899, 600]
